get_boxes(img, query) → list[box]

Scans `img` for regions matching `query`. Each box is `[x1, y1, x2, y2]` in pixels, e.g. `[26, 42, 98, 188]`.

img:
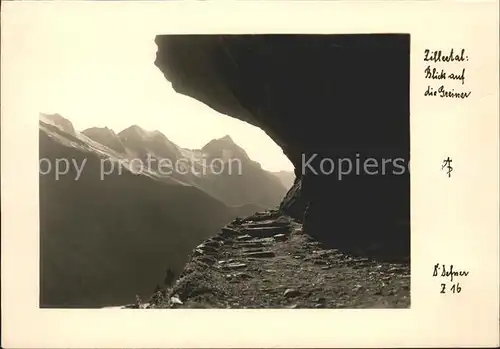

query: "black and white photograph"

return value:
[39, 33, 410, 309]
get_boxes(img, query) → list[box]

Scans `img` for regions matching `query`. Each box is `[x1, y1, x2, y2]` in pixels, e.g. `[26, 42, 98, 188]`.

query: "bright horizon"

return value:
[32, 26, 293, 173]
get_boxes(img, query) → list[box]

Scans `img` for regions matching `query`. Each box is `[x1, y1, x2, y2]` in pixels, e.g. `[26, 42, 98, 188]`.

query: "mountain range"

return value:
[272, 170, 296, 189]
[39, 112, 289, 307]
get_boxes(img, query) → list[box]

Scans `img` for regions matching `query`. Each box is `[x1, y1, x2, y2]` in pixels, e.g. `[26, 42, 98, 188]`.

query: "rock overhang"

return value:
[154, 34, 410, 257]
[154, 34, 410, 169]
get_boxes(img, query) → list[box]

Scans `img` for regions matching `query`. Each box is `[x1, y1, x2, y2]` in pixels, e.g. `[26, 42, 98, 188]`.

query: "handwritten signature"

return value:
[433, 263, 469, 283]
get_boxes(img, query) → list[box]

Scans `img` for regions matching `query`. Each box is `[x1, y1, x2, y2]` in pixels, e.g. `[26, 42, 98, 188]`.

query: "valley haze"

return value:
[39, 112, 291, 307]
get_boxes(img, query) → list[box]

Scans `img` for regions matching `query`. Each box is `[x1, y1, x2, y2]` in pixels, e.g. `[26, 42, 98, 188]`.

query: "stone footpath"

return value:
[148, 210, 410, 309]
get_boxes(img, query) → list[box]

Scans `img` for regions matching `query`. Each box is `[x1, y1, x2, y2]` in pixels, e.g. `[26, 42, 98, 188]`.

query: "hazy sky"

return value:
[31, 22, 293, 172]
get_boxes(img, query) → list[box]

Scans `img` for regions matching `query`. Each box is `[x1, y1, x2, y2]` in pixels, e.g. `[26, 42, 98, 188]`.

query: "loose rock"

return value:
[236, 234, 253, 241]
[224, 263, 247, 269]
[313, 259, 328, 265]
[273, 233, 287, 241]
[243, 251, 275, 258]
[243, 226, 290, 237]
[220, 227, 241, 238]
[170, 296, 183, 305]
[283, 288, 301, 298]
[234, 272, 253, 279]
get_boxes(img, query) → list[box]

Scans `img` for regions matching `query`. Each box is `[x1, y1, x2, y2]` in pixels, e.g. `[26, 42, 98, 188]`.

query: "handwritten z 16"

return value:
[440, 283, 461, 294]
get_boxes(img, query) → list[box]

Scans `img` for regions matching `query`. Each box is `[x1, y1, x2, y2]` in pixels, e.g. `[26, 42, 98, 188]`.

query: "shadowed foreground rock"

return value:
[147, 211, 410, 309]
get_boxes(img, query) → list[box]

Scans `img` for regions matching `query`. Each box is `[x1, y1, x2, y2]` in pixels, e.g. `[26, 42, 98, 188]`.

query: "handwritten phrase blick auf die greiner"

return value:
[424, 48, 471, 99]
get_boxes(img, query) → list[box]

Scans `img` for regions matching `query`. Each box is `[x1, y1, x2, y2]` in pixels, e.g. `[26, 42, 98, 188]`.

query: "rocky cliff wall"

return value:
[154, 34, 410, 259]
